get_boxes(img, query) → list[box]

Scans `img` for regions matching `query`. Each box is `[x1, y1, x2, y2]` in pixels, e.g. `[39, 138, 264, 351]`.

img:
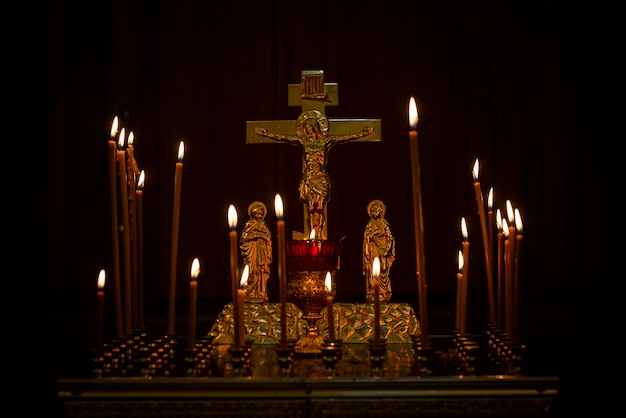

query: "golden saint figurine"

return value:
[240, 201, 272, 303]
[255, 110, 374, 240]
[363, 199, 395, 302]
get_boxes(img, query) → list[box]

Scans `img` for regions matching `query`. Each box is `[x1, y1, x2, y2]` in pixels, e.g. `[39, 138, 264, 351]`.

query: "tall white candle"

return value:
[408, 97, 428, 343]
[236, 265, 249, 348]
[188, 258, 200, 350]
[274, 194, 288, 348]
[167, 141, 185, 336]
[496, 209, 505, 330]
[513, 208, 523, 346]
[372, 257, 381, 347]
[117, 129, 133, 334]
[472, 159, 495, 326]
[108, 117, 123, 337]
[97, 269, 106, 347]
[455, 251, 464, 332]
[460, 217, 469, 335]
[325, 272, 335, 341]
[228, 204, 239, 331]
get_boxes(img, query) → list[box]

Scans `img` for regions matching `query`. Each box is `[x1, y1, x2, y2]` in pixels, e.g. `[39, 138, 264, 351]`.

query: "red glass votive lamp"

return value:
[286, 239, 343, 272]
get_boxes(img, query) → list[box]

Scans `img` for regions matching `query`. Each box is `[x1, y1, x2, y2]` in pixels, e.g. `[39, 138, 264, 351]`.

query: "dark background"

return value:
[3, 0, 614, 416]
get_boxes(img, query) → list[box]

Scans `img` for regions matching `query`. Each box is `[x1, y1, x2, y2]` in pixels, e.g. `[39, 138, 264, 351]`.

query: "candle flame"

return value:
[488, 187, 494, 211]
[190, 258, 200, 280]
[506, 200, 514, 224]
[457, 250, 464, 273]
[496, 209, 503, 233]
[310, 229, 316, 240]
[461, 217, 468, 241]
[137, 170, 145, 189]
[128, 131, 134, 147]
[117, 128, 126, 150]
[228, 204, 238, 230]
[472, 159, 479, 182]
[177, 141, 185, 162]
[324, 271, 332, 295]
[97, 269, 106, 290]
[408, 97, 419, 130]
[514, 208, 523, 234]
[240, 264, 249, 288]
[110, 116, 119, 139]
[274, 193, 284, 220]
[502, 219, 509, 238]
[372, 256, 381, 280]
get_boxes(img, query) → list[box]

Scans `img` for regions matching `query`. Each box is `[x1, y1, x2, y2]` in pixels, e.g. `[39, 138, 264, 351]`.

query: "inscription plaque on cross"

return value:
[246, 70, 382, 240]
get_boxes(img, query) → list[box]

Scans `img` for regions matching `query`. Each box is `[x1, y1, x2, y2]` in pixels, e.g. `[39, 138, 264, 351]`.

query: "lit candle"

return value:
[126, 132, 139, 329]
[325, 272, 335, 341]
[408, 97, 428, 343]
[97, 269, 106, 347]
[460, 217, 469, 335]
[506, 200, 517, 266]
[472, 159, 495, 326]
[274, 194, 288, 348]
[513, 208, 523, 346]
[135, 170, 145, 328]
[455, 251, 464, 332]
[107, 116, 123, 337]
[236, 265, 249, 348]
[487, 187, 496, 326]
[228, 204, 239, 325]
[514, 208, 523, 283]
[495, 209, 505, 330]
[167, 141, 185, 336]
[372, 256, 381, 347]
[506, 201, 516, 338]
[188, 258, 200, 350]
[117, 129, 133, 334]
[502, 218, 513, 339]
[309, 229, 319, 256]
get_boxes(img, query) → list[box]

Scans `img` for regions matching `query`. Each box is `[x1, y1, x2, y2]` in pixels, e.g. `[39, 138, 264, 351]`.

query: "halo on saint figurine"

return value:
[248, 201, 267, 219]
[295, 109, 329, 138]
[367, 199, 386, 218]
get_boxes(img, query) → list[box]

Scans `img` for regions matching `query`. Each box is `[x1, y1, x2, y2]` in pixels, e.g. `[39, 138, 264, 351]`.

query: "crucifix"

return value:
[246, 70, 382, 240]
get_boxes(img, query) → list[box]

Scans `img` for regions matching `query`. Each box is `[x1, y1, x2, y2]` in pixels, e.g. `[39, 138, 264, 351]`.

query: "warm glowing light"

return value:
[408, 97, 419, 130]
[117, 128, 126, 149]
[324, 271, 332, 295]
[506, 200, 515, 224]
[97, 269, 106, 290]
[274, 194, 284, 220]
[488, 187, 494, 211]
[137, 170, 145, 189]
[457, 251, 464, 272]
[240, 265, 249, 288]
[128, 131, 134, 146]
[514, 209, 523, 234]
[190, 258, 200, 281]
[228, 204, 238, 230]
[110, 116, 119, 139]
[309, 229, 316, 240]
[372, 256, 381, 280]
[496, 209, 503, 233]
[472, 159, 479, 183]
[502, 219, 509, 238]
[461, 217, 469, 242]
[177, 141, 185, 162]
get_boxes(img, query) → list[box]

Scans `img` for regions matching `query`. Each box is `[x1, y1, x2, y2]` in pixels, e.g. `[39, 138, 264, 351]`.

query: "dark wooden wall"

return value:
[3, 1, 613, 415]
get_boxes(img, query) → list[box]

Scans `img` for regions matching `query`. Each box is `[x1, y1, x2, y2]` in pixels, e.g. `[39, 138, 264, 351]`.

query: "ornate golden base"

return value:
[209, 302, 421, 344]
[294, 324, 325, 354]
[287, 270, 329, 354]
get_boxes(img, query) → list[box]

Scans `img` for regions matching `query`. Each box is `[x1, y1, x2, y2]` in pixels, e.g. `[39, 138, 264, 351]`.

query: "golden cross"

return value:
[246, 70, 382, 239]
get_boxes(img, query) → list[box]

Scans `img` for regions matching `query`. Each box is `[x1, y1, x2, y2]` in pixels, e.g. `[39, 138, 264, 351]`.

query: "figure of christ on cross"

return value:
[255, 109, 374, 240]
